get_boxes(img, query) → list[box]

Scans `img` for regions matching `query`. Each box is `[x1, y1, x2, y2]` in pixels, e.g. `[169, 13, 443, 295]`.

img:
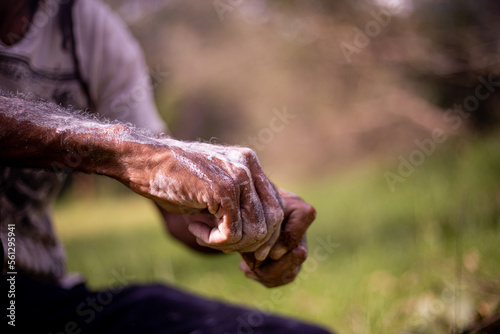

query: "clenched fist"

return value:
[240, 190, 316, 287]
[123, 139, 284, 260]
[0, 99, 284, 260]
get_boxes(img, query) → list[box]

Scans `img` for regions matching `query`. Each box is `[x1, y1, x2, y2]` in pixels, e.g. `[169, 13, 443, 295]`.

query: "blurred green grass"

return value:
[53, 136, 500, 334]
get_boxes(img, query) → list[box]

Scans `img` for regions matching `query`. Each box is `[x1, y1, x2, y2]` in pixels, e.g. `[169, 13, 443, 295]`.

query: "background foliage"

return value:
[56, 1, 500, 333]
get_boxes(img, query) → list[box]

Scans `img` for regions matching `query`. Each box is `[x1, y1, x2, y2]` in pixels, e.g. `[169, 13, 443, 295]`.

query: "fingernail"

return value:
[255, 245, 271, 261]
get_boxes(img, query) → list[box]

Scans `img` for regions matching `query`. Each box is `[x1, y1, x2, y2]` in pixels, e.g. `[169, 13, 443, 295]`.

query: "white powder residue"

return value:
[150, 172, 183, 200]
[2, 94, 281, 250]
[1, 95, 161, 148]
[171, 150, 208, 181]
[153, 138, 279, 247]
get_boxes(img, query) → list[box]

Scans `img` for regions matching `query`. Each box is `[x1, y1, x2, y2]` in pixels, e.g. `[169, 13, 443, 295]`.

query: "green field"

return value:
[54, 136, 500, 334]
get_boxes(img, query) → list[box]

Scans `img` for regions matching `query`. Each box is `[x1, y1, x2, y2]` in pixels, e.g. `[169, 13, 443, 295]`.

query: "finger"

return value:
[269, 233, 307, 265]
[283, 198, 316, 241]
[243, 149, 284, 249]
[295, 237, 308, 265]
[269, 244, 288, 261]
[254, 224, 281, 261]
[241, 252, 264, 270]
[239, 260, 259, 280]
[190, 213, 218, 226]
[187, 221, 212, 243]
[187, 219, 238, 246]
[261, 243, 307, 276]
[254, 250, 303, 287]
[231, 166, 268, 253]
[240, 243, 308, 287]
[253, 175, 283, 241]
[269, 199, 316, 259]
[194, 192, 243, 249]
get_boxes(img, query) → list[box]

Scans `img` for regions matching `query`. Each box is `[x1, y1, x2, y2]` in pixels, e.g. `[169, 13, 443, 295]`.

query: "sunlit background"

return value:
[54, 1, 500, 333]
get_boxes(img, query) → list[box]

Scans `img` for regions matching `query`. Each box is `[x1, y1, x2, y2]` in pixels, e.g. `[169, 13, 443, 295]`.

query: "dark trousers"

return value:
[1, 274, 332, 334]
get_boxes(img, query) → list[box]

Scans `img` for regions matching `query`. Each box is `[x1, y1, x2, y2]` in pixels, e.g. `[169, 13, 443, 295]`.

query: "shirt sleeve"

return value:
[72, 0, 167, 134]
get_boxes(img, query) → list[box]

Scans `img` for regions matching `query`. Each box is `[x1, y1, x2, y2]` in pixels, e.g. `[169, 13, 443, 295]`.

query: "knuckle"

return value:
[306, 204, 317, 221]
[233, 166, 250, 184]
[256, 227, 269, 243]
[215, 179, 238, 199]
[237, 147, 260, 167]
[227, 226, 243, 244]
[219, 176, 235, 189]
[270, 207, 284, 226]
[297, 203, 316, 225]
[239, 147, 257, 161]
[243, 233, 267, 251]
[296, 246, 308, 263]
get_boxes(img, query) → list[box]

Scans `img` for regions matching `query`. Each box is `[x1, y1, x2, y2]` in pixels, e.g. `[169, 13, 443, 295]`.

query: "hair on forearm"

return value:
[0, 90, 170, 176]
[0, 90, 174, 152]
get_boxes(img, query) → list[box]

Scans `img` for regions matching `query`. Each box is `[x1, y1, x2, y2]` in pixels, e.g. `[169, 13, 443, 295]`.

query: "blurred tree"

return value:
[319, 0, 500, 132]
[397, 0, 500, 132]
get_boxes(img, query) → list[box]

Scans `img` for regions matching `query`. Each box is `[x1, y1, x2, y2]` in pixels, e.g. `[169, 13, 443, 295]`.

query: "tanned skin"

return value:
[0, 95, 285, 254]
[0, 1, 317, 286]
[0, 94, 316, 287]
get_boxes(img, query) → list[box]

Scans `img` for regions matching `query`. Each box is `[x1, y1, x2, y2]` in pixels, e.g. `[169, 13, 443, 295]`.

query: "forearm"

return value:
[0, 92, 285, 255]
[0, 94, 141, 179]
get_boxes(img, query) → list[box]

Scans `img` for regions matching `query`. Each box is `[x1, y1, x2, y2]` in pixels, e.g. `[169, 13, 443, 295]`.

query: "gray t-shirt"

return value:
[0, 0, 166, 282]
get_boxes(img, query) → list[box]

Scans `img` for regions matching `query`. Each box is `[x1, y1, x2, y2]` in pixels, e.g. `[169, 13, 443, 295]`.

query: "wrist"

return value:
[66, 125, 162, 183]
[105, 133, 175, 199]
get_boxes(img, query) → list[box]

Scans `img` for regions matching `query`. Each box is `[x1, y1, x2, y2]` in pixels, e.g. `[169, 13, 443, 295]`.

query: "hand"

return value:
[0, 97, 282, 260]
[159, 208, 222, 254]
[125, 141, 284, 259]
[239, 190, 316, 287]
[240, 236, 308, 288]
